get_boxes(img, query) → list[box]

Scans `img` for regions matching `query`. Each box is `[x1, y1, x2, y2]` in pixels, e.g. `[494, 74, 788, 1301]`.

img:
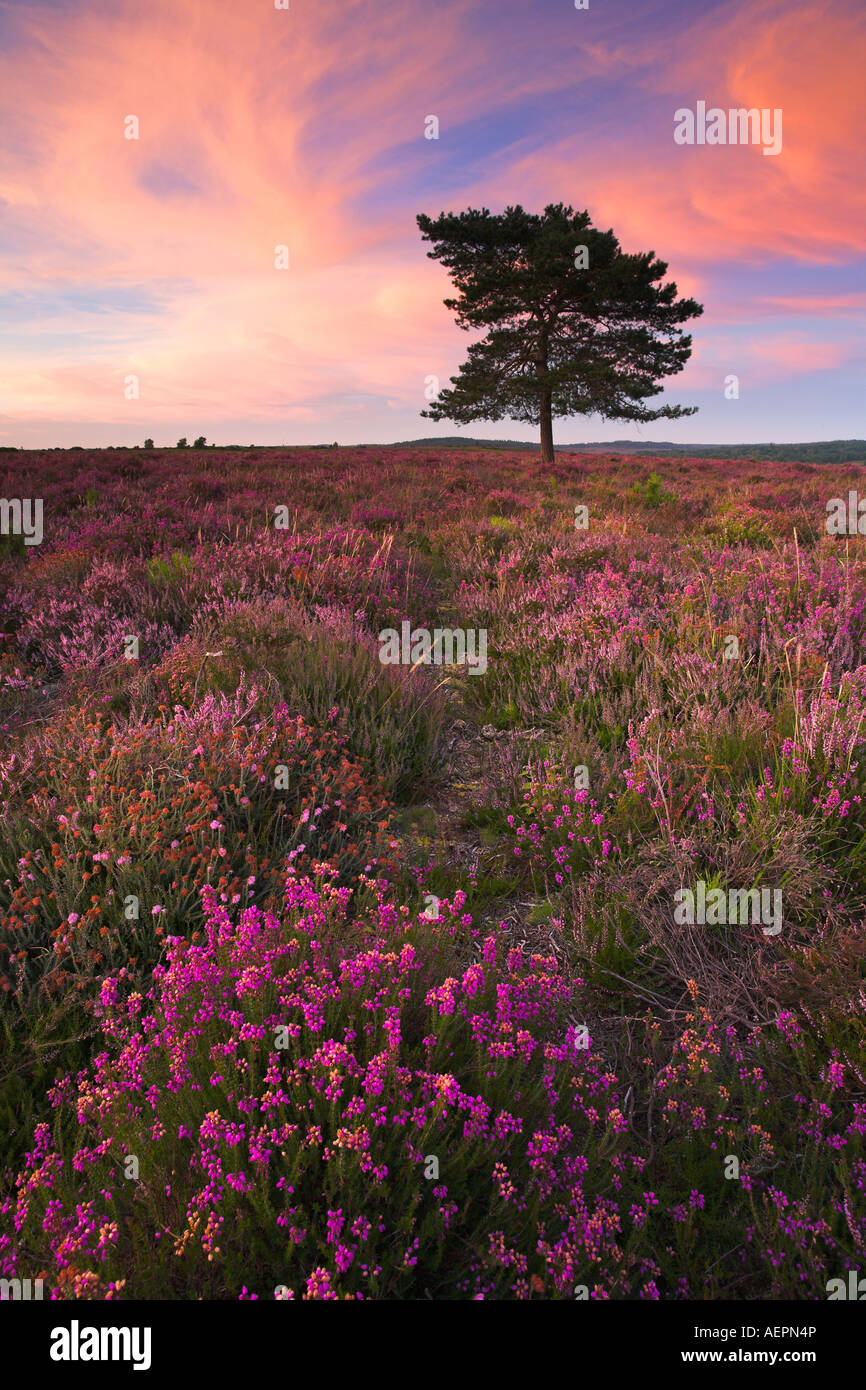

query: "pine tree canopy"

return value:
[416, 203, 704, 460]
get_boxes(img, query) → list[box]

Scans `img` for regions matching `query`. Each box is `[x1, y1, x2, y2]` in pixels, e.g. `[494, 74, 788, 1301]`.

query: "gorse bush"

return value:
[707, 502, 776, 546]
[145, 550, 194, 586]
[631, 472, 675, 508]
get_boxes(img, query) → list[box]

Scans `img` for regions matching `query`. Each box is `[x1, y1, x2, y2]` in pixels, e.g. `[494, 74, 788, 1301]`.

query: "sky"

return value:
[0, 0, 864, 449]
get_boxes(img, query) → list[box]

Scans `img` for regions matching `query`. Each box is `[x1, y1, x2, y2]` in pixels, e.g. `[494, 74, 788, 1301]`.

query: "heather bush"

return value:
[503, 761, 620, 891]
[154, 596, 448, 801]
[1, 877, 861, 1300]
[0, 683, 398, 1003]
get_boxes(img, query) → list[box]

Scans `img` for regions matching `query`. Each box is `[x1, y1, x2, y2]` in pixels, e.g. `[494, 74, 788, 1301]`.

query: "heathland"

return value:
[1, 445, 864, 1299]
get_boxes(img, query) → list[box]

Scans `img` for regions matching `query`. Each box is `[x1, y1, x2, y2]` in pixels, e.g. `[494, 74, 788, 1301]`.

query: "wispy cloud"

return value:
[0, 0, 863, 442]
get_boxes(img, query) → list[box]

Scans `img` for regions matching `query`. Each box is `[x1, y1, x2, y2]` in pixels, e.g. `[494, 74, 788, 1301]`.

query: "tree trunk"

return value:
[536, 325, 554, 463]
[539, 389, 554, 463]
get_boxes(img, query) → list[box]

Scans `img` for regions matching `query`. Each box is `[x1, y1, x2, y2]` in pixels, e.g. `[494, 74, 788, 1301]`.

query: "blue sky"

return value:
[0, 0, 863, 447]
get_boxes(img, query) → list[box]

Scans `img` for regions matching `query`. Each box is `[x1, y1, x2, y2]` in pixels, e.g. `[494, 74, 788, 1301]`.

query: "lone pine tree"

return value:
[417, 203, 703, 462]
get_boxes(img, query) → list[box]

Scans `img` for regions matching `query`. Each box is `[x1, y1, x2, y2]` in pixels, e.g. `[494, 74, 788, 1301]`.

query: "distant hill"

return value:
[385, 437, 866, 464]
[2, 439, 863, 465]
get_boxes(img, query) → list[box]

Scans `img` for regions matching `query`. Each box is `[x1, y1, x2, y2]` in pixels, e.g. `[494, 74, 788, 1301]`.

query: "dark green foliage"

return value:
[417, 203, 703, 460]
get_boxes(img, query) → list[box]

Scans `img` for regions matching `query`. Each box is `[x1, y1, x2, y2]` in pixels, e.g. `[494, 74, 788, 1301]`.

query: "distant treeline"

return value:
[3, 439, 864, 464]
[389, 437, 866, 464]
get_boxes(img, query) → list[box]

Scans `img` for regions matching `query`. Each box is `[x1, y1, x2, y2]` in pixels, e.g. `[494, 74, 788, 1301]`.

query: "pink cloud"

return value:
[472, 0, 865, 268]
[0, 0, 862, 434]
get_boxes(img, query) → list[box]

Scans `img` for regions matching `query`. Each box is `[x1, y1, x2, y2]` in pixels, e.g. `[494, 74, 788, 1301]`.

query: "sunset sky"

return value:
[0, 0, 863, 448]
